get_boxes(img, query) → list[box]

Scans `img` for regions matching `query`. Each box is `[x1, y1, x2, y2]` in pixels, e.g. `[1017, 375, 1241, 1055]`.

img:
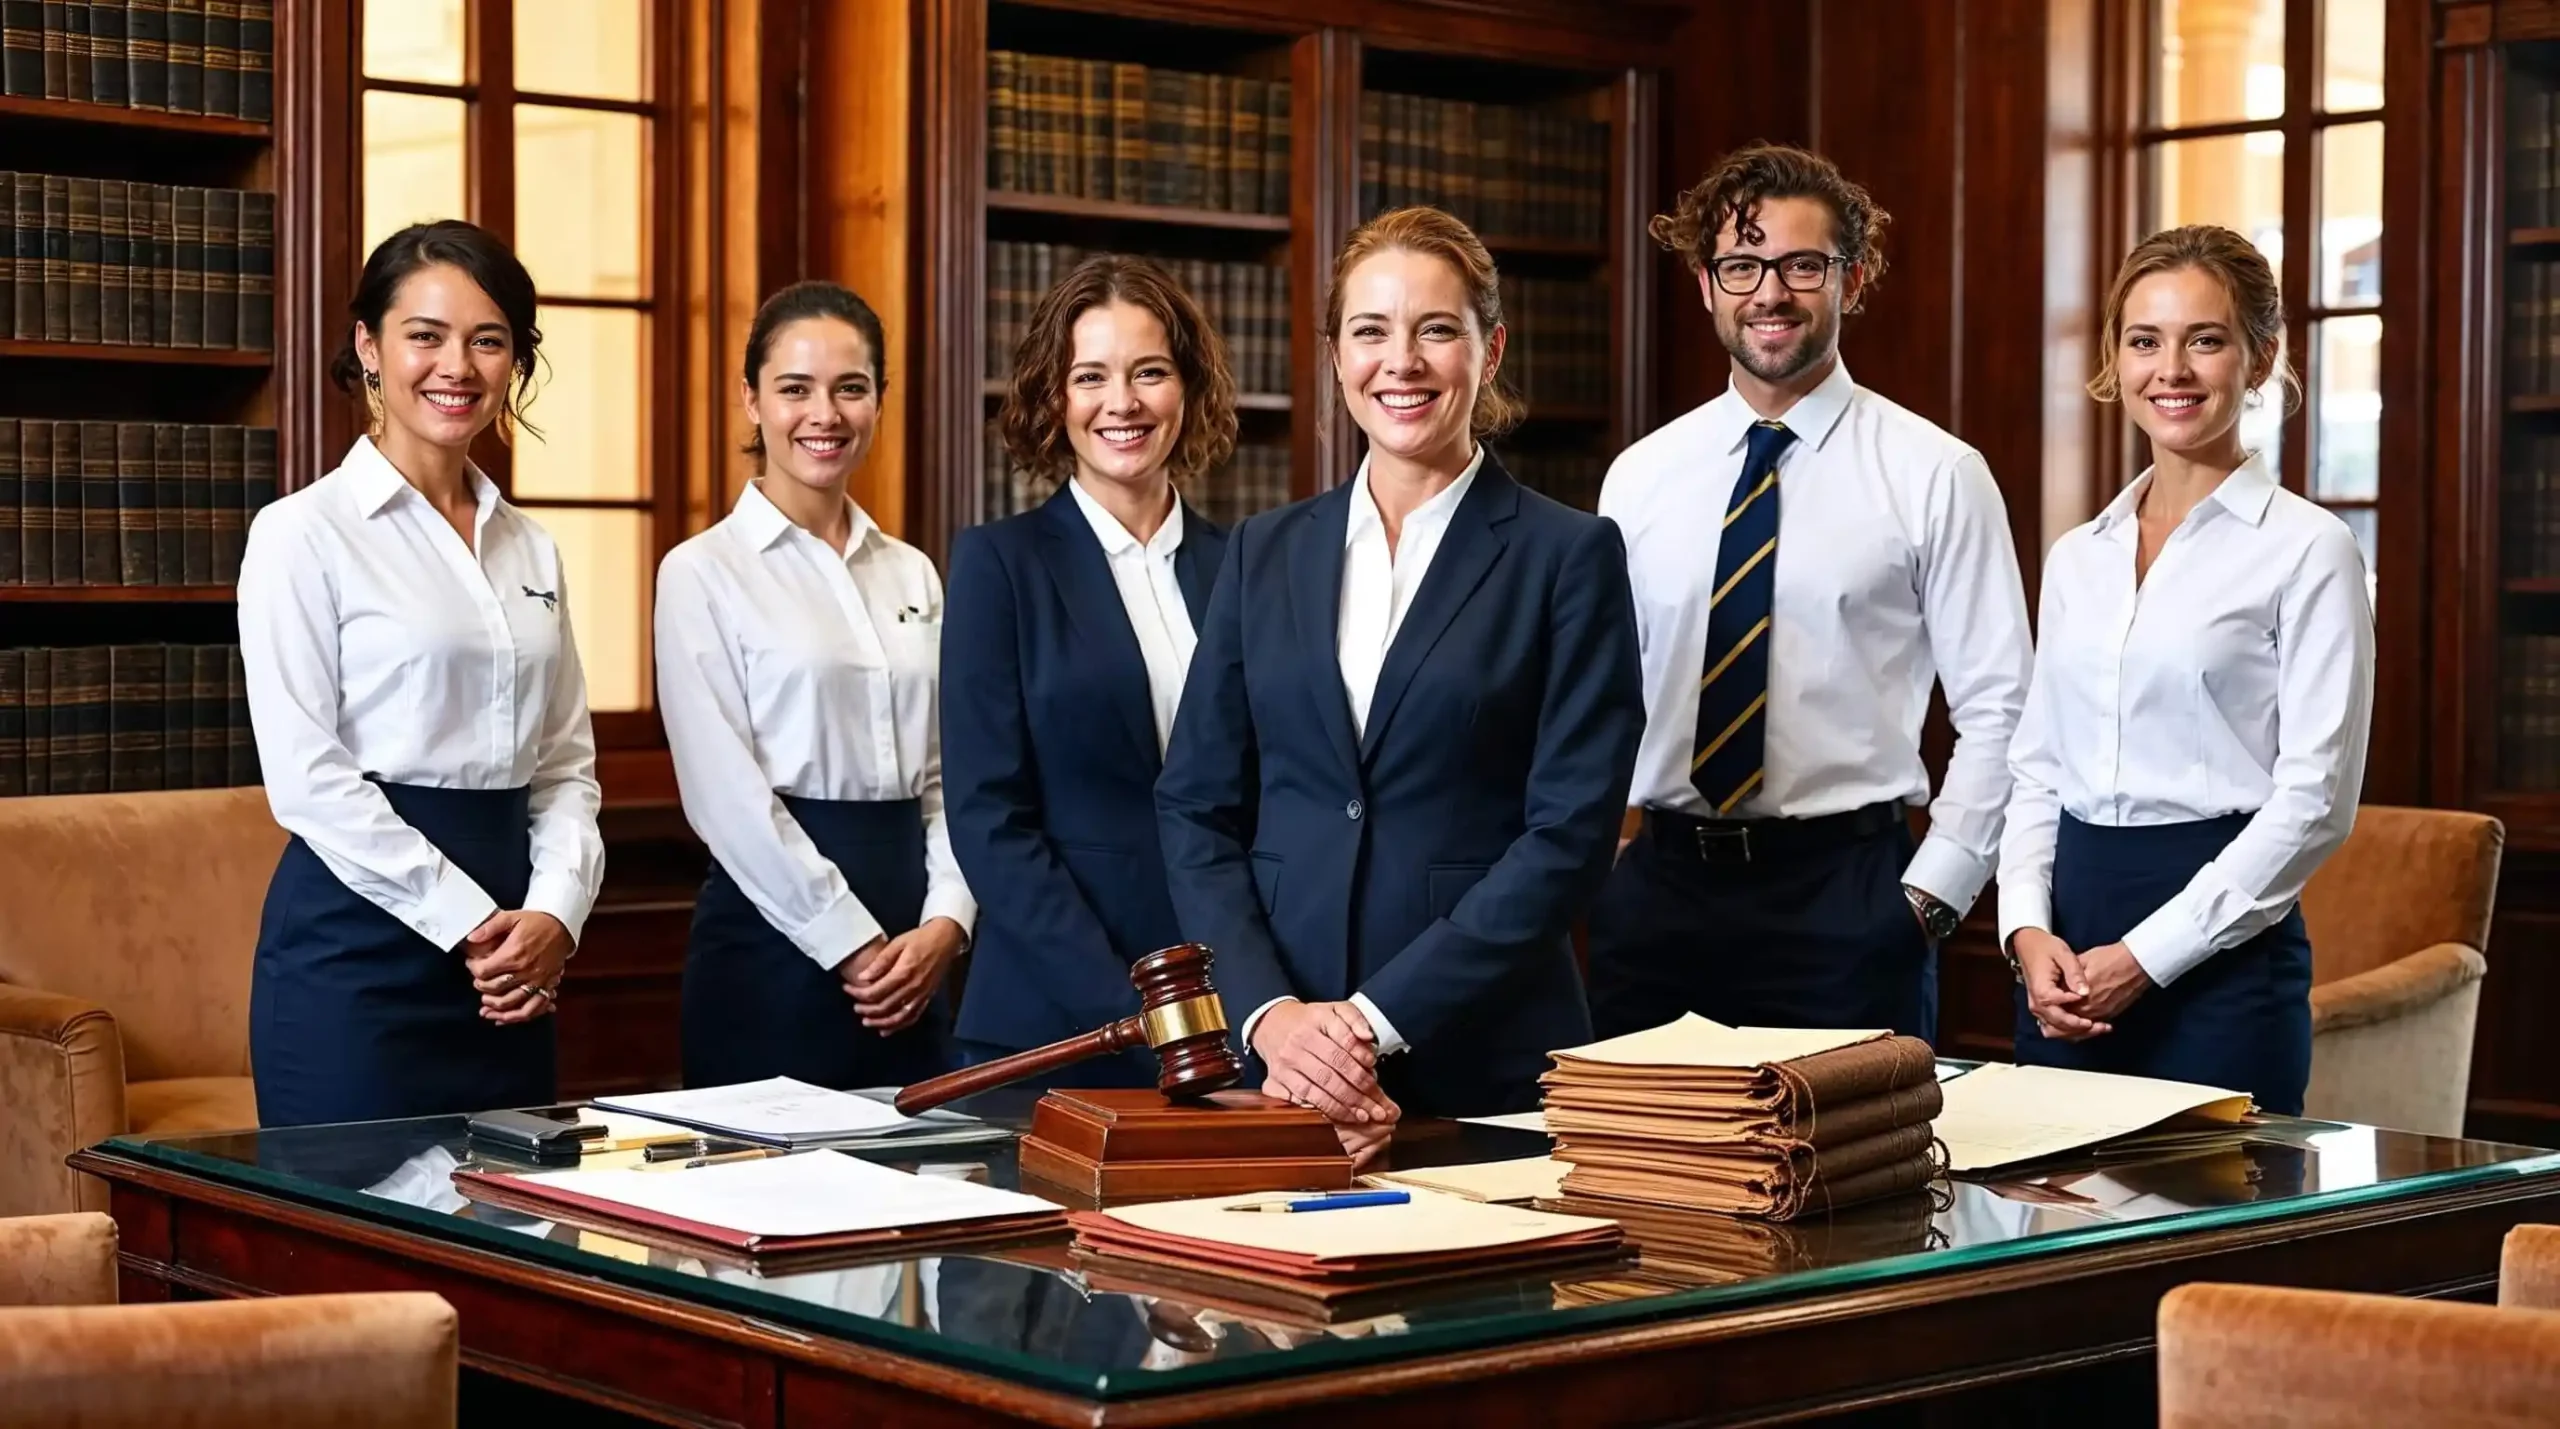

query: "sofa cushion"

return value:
[126, 1078, 259, 1137]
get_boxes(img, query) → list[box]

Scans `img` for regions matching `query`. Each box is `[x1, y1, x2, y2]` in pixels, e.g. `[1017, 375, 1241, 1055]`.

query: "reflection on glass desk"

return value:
[100, 1089, 2560, 1401]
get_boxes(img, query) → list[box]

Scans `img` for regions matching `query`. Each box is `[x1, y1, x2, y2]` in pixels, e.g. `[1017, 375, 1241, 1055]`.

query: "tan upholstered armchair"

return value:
[2159, 1282, 2560, 1426]
[2296, 805, 2501, 1137]
[0, 1212, 458, 1427]
[0, 789, 286, 1215]
[2504, 1224, 2560, 1310]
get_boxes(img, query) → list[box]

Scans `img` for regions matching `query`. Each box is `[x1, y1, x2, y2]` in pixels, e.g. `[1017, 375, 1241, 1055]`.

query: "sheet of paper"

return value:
[1550, 1013, 1890, 1070]
[1099, 1189, 1614, 1261]
[1363, 1156, 1570, 1203]
[591, 1077, 934, 1143]
[1456, 1110, 1549, 1132]
[516, 1149, 1059, 1239]
[1936, 1062, 2253, 1172]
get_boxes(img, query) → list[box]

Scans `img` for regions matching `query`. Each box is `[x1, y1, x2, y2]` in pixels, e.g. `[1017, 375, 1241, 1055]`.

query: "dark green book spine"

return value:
[47, 648, 78, 792]
[69, 645, 109, 793]
[9, 173, 35, 339]
[17, 420, 48, 585]
[150, 420, 181, 583]
[179, 422, 209, 582]
[86, 0, 121, 106]
[0, 649, 22, 797]
[2, 2, 40, 97]
[160, 643, 189, 789]
[40, 172, 68, 342]
[0, 417, 16, 586]
[96, 177, 126, 344]
[114, 420, 152, 584]
[79, 419, 115, 584]
[59, 0, 83, 103]
[242, 424, 274, 530]
[124, 0, 162, 110]
[66, 175, 98, 344]
[48, 421, 78, 583]
[232, 0, 261, 121]
[144, 182, 170, 345]
[235, 188, 270, 351]
[0, 169, 14, 326]
[162, 0, 196, 113]
[169, 184, 201, 347]
[39, 0, 63, 100]
[188, 643, 220, 787]
[199, 0, 232, 117]
[224, 643, 253, 785]
[21, 646, 45, 794]
[200, 184, 235, 348]
[208, 421, 241, 582]
[108, 643, 160, 791]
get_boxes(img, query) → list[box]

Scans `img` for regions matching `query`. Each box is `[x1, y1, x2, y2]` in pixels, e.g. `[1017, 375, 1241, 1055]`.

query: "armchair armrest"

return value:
[0, 1212, 117, 1306]
[0, 986, 128, 1216]
[2309, 942, 2488, 1038]
[2503, 1225, 2560, 1311]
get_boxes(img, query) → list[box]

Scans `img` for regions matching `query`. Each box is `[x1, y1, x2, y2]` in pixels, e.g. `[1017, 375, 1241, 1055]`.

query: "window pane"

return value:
[362, 92, 468, 261]
[2315, 316, 2381, 500]
[2320, 122, 2383, 306]
[363, 0, 464, 86]
[515, 307, 646, 500]
[515, 0, 647, 101]
[2321, 0, 2385, 112]
[515, 106, 647, 300]
[2150, 132, 2287, 286]
[532, 506, 652, 712]
[2152, 0, 2284, 129]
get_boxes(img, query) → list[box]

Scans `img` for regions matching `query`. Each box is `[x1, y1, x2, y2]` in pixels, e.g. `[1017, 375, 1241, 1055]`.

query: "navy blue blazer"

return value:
[1155, 453, 1644, 1117]
[941, 485, 1227, 1063]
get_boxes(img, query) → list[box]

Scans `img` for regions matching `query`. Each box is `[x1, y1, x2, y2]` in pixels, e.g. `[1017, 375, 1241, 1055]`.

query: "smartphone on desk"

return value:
[467, 1107, 605, 1159]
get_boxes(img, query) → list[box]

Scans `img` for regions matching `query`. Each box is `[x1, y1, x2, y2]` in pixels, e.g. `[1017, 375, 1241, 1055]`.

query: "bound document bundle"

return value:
[1541, 1015, 1945, 1221]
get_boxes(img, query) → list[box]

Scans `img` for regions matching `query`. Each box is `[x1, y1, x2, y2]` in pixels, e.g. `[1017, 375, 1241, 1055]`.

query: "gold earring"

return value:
[362, 369, 386, 437]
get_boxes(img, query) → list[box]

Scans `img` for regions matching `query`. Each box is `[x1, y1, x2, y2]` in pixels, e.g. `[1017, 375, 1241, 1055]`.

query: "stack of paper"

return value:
[588, 1078, 983, 1148]
[1067, 1190, 1624, 1315]
[1540, 1015, 1944, 1220]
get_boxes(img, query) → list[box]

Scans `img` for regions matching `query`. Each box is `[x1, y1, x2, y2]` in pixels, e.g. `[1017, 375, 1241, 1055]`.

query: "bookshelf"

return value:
[2496, 48, 2560, 803]
[916, 0, 1663, 563]
[0, 1, 282, 799]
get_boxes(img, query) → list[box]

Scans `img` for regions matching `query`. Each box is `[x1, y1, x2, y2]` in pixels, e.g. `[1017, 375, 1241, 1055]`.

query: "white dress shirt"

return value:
[1065, 478, 1196, 755]
[654, 482, 978, 970]
[1599, 363, 2032, 914]
[1997, 456, 2374, 987]
[1242, 448, 1484, 1063]
[238, 437, 605, 953]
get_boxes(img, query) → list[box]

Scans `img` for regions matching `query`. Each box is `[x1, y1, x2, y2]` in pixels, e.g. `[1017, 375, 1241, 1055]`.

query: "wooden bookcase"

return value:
[0, 18, 304, 798]
[913, 0, 1669, 564]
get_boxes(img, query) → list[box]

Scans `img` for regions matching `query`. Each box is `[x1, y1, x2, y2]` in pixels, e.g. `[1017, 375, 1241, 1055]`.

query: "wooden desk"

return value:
[69, 1110, 2560, 1428]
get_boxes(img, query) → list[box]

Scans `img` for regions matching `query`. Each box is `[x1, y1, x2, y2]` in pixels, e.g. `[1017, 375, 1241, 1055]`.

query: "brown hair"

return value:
[2088, 224, 2298, 411]
[1649, 144, 1890, 314]
[1321, 206, 1522, 437]
[999, 254, 1237, 487]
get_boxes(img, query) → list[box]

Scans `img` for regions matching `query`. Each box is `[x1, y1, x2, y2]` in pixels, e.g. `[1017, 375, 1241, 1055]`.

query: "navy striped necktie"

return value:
[1692, 419, 1796, 814]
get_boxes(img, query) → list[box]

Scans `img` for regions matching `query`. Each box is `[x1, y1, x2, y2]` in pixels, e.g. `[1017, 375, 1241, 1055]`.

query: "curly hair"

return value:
[2087, 224, 2299, 413]
[1323, 206, 1522, 437]
[1650, 144, 1891, 314]
[998, 254, 1238, 487]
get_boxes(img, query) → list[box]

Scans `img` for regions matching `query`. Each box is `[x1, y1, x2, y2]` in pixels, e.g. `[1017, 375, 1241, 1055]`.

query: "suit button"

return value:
[1345, 799, 1363, 821]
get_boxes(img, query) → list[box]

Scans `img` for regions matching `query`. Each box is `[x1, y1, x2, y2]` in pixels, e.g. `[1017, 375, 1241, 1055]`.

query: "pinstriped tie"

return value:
[1692, 420, 1795, 814]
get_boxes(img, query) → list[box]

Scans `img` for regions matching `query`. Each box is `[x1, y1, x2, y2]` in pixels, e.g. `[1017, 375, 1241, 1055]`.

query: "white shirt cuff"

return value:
[792, 889, 886, 972]
[1349, 993, 1408, 1057]
[1239, 996, 1293, 1055]
[1902, 833, 1990, 920]
[920, 885, 978, 941]
[2122, 899, 2215, 988]
[1997, 880, 2054, 955]
[413, 862, 502, 955]
[522, 873, 594, 947]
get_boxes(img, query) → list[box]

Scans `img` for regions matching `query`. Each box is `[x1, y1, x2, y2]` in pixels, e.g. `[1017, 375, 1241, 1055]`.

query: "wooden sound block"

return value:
[1015, 1089, 1355, 1201]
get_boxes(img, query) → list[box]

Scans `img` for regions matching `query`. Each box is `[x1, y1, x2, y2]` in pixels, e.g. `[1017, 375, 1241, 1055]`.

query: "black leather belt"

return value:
[1641, 801, 1905, 866]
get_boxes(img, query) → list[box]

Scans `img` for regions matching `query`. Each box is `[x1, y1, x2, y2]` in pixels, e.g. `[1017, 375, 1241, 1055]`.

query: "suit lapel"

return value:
[1034, 489, 1161, 768]
[1173, 503, 1222, 627]
[1357, 456, 1518, 763]
[1288, 486, 1365, 781]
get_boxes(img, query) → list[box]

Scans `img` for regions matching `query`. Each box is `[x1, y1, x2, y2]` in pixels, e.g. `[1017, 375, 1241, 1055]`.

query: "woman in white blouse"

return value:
[1998, 225, 2374, 1114]
[655, 282, 976, 1090]
[239, 221, 605, 1127]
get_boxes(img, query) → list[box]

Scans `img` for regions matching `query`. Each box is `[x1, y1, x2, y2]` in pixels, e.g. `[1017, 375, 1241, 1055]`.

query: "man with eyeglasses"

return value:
[1587, 144, 2032, 1044]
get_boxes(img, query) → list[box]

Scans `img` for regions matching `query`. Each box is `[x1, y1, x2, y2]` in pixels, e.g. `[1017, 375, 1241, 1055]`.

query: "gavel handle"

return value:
[893, 1015, 1149, 1116]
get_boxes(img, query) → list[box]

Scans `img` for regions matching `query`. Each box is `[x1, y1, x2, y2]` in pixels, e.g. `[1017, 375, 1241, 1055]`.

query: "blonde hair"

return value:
[2089, 225, 2299, 411]
[1321, 206, 1521, 437]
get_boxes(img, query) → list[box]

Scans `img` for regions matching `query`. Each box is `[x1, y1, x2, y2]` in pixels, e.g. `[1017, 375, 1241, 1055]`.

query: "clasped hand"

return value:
[2012, 928, 2153, 1042]
[841, 917, 967, 1035]
[465, 910, 573, 1024]
[1252, 999, 1400, 1168]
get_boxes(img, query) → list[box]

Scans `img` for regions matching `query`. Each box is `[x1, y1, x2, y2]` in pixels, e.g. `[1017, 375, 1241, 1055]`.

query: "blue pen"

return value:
[1223, 1189, 1411, 1214]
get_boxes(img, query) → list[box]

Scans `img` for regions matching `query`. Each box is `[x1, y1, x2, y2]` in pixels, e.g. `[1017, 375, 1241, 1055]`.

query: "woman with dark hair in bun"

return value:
[240, 220, 605, 1127]
[656, 281, 974, 1091]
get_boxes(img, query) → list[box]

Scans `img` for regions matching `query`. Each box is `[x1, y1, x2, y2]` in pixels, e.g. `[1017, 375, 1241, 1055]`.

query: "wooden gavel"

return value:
[892, 942, 1242, 1116]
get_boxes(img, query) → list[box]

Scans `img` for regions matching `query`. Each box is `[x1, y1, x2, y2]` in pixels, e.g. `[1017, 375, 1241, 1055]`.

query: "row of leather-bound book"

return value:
[2500, 635, 2560, 793]
[0, 643, 258, 798]
[0, 419, 275, 587]
[3, 172, 278, 352]
[987, 51, 1291, 215]
[0, 0, 275, 120]
[1358, 90, 1609, 246]
[2501, 432, 2560, 581]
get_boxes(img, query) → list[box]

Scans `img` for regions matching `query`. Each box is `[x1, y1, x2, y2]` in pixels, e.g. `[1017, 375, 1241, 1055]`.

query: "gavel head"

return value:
[1128, 943, 1242, 1100]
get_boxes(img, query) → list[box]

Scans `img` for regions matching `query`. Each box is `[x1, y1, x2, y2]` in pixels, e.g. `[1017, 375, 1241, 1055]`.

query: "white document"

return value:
[1550, 1013, 1890, 1070]
[1363, 1156, 1571, 1204]
[520, 1149, 1059, 1239]
[1936, 1062, 2253, 1173]
[1457, 1111, 1549, 1132]
[591, 1077, 951, 1145]
[1101, 1189, 1615, 1261]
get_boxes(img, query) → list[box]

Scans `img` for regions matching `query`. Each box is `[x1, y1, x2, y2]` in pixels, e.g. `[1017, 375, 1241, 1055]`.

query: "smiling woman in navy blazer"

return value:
[941, 255, 1237, 1085]
[1157, 208, 1645, 1138]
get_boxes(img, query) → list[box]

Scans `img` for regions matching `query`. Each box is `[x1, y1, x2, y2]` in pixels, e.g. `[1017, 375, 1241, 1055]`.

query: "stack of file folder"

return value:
[1541, 1015, 1944, 1221]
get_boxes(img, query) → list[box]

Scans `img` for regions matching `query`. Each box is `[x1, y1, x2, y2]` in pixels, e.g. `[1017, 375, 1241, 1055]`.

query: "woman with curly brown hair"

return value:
[939, 254, 1238, 1087]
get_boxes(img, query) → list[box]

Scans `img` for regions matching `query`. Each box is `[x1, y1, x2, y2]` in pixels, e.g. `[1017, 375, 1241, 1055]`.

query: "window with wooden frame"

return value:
[354, 0, 678, 729]
[2134, 0, 2385, 581]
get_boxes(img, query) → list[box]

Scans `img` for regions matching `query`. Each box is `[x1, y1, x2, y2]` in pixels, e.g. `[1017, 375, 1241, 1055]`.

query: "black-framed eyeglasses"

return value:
[1708, 251, 1850, 296]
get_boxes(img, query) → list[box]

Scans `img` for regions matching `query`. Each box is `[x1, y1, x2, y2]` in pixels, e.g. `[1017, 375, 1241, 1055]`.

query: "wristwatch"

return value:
[1902, 884, 1961, 944]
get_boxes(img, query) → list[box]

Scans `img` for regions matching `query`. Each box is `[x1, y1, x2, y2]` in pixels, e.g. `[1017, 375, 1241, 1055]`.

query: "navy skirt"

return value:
[251, 782, 554, 1128]
[2013, 812, 2313, 1115]
[681, 794, 953, 1090]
